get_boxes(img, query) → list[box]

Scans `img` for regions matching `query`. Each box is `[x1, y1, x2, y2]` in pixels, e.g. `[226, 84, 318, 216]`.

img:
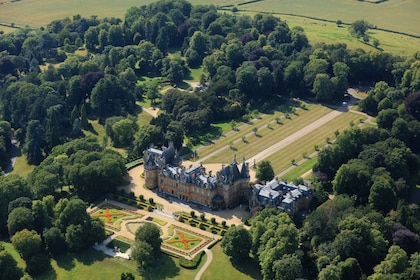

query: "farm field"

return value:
[239, 0, 420, 37]
[2, 0, 419, 37]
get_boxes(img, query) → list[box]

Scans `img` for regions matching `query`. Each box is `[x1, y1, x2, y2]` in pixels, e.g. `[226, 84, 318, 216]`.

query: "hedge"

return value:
[179, 251, 205, 269]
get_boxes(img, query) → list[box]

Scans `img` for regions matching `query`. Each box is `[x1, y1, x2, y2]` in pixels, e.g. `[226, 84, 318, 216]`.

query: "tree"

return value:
[272, 254, 303, 280]
[8, 197, 32, 213]
[319, 264, 341, 280]
[111, 119, 136, 147]
[337, 258, 362, 280]
[24, 120, 45, 165]
[349, 20, 370, 38]
[391, 223, 420, 255]
[0, 250, 23, 280]
[313, 73, 335, 101]
[371, 245, 408, 277]
[134, 223, 162, 258]
[405, 91, 420, 121]
[368, 176, 397, 213]
[221, 225, 252, 262]
[11, 229, 42, 261]
[120, 272, 135, 280]
[7, 207, 34, 236]
[332, 159, 372, 204]
[43, 227, 67, 256]
[131, 240, 154, 270]
[256, 160, 275, 182]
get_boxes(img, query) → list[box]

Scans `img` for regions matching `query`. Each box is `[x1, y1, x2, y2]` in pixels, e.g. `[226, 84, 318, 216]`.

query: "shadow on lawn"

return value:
[230, 257, 262, 280]
[54, 248, 107, 271]
[140, 254, 180, 280]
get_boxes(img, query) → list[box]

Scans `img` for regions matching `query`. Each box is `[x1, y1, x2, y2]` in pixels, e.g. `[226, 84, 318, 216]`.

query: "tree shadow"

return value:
[230, 257, 262, 280]
[176, 81, 192, 90]
[72, 248, 108, 266]
[54, 252, 76, 271]
[140, 254, 180, 280]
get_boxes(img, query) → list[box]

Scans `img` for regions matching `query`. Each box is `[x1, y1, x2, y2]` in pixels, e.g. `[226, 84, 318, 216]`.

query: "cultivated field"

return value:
[2, 0, 419, 37]
[239, 0, 420, 37]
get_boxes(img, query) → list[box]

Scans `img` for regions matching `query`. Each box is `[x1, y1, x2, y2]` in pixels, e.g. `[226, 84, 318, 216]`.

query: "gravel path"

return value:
[194, 249, 213, 280]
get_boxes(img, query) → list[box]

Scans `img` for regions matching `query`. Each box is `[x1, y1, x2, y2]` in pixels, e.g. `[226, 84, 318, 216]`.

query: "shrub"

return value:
[130, 192, 135, 198]
[210, 217, 216, 224]
[200, 213, 205, 221]
[149, 197, 154, 205]
[178, 216, 184, 223]
[139, 194, 144, 201]
[190, 211, 195, 218]
[221, 220, 227, 227]
[199, 223, 206, 230]
[137, 203, 143, 209]
[220, 230, 226, 236]
[147, 205, 153, 212]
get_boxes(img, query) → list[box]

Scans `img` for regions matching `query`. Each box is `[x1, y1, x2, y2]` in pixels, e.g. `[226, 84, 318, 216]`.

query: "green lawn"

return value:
[200, 104, 332, 163]
[10, 152, 35, 178]
[266, 112, 367, 175]
[280, 156, 318, 182]
[2, 240, 208, 280]
[201, 243, 262, 280]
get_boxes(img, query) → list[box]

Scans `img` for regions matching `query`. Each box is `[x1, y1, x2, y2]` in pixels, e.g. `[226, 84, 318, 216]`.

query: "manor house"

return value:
[143, 144, 250, 209]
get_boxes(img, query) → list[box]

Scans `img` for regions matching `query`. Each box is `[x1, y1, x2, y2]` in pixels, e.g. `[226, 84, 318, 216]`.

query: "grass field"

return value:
[201, 243, 262, 280]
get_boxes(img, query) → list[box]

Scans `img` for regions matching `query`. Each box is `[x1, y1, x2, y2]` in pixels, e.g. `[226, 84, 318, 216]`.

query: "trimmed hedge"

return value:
[179, 251, 205, 269]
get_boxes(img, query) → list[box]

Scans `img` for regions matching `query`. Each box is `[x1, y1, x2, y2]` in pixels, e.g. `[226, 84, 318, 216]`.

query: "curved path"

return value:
[194, 249, 213, 280]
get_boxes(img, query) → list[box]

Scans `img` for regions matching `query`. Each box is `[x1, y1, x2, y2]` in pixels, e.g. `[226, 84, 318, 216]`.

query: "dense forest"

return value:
[0, 0, 419, 279]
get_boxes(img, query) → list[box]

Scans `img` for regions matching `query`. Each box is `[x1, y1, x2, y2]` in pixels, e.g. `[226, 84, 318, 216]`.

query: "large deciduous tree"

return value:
[221, 225, 252, 262]
[256, 160, 275, 182]
[134, 223, 162, 258]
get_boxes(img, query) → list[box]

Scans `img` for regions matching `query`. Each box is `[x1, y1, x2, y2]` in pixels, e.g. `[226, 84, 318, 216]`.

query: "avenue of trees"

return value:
[0, 0, 419, 279]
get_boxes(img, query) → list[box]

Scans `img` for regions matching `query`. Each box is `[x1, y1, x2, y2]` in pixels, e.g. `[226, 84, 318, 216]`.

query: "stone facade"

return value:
[144, 144, 250, 209]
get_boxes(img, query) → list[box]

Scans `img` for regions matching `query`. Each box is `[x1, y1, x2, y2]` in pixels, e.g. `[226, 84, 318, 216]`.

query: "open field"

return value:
[280, 15, 420, 57]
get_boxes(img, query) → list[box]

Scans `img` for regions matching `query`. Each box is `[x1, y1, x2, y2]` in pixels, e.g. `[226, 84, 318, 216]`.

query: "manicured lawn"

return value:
[281, 156, 318, 182]
[200, 104, 332, 163]
[202, 243, 262, 280]
[3, 240, 207, 280]
[266, 112, 367, 175]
